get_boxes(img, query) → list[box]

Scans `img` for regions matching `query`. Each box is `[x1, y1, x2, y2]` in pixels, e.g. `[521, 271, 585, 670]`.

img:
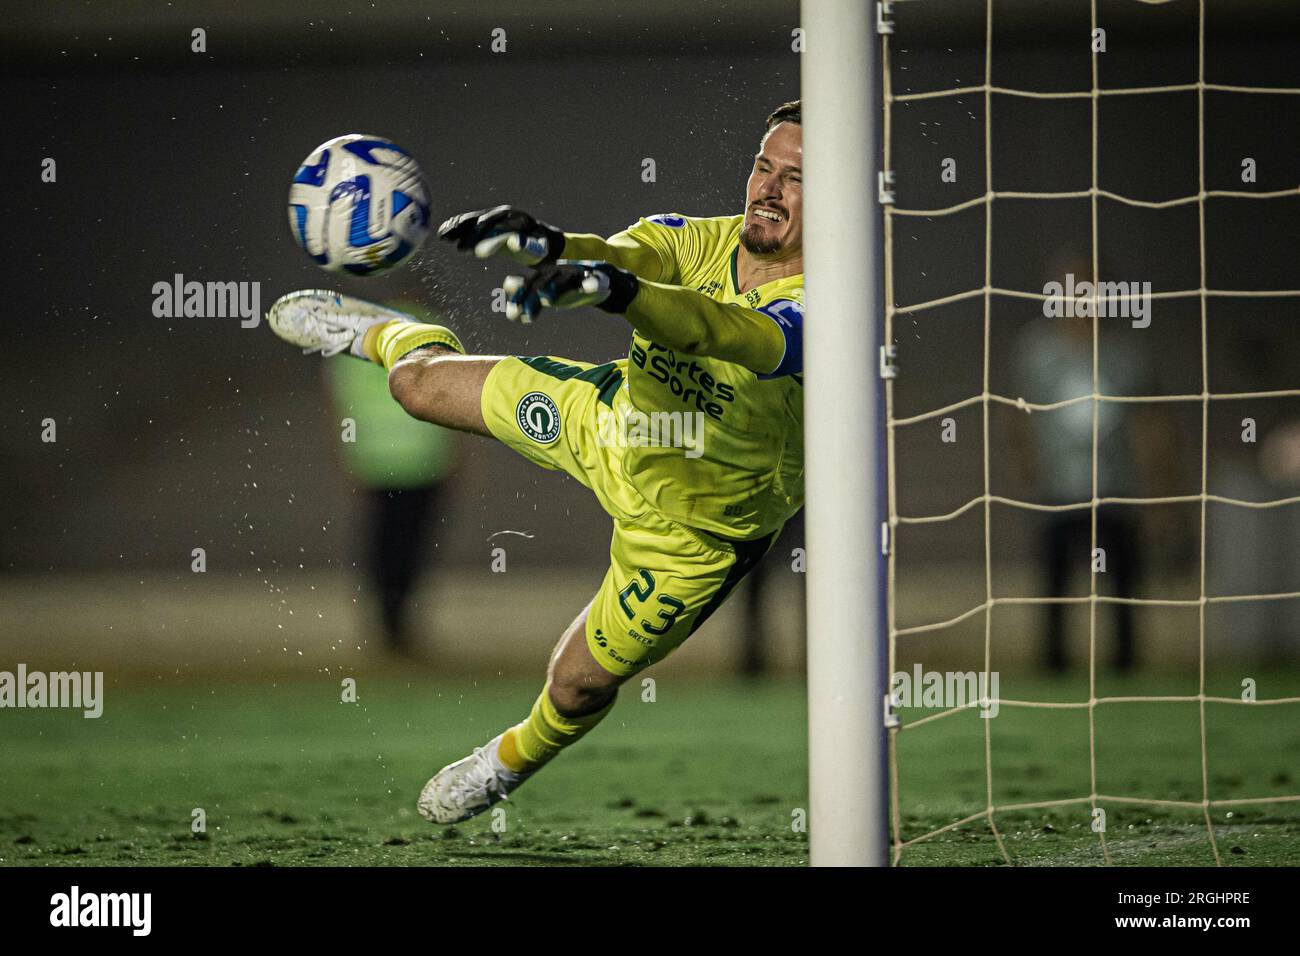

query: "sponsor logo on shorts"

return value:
[516, 391, 561, 444]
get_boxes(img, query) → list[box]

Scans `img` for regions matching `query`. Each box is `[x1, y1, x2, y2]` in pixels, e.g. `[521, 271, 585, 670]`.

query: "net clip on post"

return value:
[882, 689, 900, 730]
[878, 169, 895, 205]
[879, 343, 897, 380]
[876, 2, 894, 35]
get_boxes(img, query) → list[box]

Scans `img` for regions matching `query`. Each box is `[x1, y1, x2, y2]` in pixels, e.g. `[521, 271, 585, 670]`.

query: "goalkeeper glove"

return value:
[436, 205, 566, 265]
[502, 260, 639, 323]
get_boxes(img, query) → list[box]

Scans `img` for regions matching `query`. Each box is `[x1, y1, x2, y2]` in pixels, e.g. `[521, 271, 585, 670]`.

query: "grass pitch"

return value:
[0, 673, 1296, 866]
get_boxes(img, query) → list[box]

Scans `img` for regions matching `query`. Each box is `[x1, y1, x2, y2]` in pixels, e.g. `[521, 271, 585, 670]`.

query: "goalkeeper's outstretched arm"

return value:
[622, 279, 787, 374]
[503, 261, 800, 378]
[439, 206, 801, 376]
[437, 206, 672, 282]
[559, 232, 672, 283]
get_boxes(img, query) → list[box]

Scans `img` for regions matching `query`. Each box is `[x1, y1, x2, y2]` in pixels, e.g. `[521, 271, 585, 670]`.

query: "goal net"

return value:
[882, 0, 1300, 865]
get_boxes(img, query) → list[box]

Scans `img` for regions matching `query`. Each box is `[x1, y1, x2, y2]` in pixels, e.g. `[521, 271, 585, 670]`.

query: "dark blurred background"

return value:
[2, 0, 1298, 677]
[1, 0, 808, 676]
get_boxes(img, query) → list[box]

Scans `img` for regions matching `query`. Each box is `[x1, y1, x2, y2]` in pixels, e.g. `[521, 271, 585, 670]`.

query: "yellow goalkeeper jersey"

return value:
[607, 213, 805, 541]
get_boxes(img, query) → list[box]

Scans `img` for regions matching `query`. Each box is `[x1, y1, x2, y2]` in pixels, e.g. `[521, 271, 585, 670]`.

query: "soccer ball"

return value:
[288, 134, 431, 276]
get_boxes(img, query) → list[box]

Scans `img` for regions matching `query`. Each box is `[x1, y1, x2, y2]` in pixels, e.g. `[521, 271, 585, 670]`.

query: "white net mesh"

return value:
[883, 0, 1300, 865]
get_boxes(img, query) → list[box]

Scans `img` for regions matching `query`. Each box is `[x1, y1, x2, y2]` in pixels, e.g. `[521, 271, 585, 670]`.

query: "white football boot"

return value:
[266, 289, 467, 358]
[418, 733, 534, 824]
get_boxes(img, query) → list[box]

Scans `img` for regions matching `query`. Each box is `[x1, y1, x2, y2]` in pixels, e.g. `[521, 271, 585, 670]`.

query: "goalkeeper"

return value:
[267, 100, 805, 823]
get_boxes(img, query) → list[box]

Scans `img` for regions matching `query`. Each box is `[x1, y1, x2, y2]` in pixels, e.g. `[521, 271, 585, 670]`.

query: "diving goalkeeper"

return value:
[267, 100, 805, 823]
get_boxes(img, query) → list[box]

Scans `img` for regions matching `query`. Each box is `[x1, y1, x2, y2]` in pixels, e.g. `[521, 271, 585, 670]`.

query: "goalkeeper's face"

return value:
[741, 121, 802, 258]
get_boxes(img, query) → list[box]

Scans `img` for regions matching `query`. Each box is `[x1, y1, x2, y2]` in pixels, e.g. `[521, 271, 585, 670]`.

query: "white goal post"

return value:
[801, 0, 889, 866]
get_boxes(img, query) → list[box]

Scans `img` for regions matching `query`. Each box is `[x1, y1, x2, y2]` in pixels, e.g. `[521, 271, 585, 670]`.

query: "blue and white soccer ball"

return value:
[288, 134, 431, 276]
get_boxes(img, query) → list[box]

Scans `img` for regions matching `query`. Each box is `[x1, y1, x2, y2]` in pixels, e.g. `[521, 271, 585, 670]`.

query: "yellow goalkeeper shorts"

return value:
[480, 355, 776, 677]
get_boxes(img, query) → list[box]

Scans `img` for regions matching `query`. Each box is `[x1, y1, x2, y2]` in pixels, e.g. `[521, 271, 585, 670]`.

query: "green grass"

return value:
[0, 672, 1296, 866]
[892, 669, 1300, 866]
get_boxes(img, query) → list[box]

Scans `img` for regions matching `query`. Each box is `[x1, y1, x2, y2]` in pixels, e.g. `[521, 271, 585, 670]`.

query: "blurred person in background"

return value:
[326, 297, 459, 657]
[737, 512, 805, 676]
[1210, 417, 1300, 664]
[1012, 256, 1177, 674]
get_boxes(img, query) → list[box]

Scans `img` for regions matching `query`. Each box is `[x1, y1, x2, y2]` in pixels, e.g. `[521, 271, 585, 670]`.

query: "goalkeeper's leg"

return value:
[265, 289, 500, 436]
[417, 602, 622, 824]
[370, 313, 501, 436]
[418, 507, 773, 825]
[268, 291, 628, 822]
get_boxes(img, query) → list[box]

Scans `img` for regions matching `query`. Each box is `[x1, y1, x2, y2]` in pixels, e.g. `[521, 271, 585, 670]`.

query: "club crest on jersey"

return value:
[646, 214, 686, 228]
[516, 392, 562, 444]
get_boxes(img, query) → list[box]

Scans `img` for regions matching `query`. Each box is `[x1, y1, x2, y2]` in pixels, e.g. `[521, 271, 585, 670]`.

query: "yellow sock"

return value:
[497, 683, 615, 773]
[364, 320, 465, 368]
